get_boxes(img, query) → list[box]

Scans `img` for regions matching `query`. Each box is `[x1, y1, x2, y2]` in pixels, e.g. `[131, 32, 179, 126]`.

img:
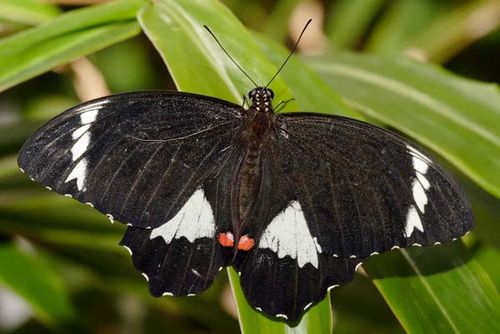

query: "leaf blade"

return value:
[0, 0, 60, 25]
[364, 243, 500, 333]
[0, 242, 75, 324]
[0, 0, 144, 91]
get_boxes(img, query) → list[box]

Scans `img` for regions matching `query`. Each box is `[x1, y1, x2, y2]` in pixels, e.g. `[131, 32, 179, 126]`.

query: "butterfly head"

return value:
[248, 87, 274, 113]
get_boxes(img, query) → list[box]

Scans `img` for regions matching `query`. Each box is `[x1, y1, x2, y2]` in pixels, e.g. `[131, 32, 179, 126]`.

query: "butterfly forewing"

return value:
[18, 92, 243, 229]
[274, 113, 473, 258]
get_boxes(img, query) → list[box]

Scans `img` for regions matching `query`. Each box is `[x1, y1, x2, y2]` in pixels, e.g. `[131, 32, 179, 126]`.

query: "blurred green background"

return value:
[0, 0, 499, 333]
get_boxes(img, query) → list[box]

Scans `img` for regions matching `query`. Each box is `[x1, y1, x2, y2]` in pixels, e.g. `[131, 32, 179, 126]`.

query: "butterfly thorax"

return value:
[248, 87, 274, 113]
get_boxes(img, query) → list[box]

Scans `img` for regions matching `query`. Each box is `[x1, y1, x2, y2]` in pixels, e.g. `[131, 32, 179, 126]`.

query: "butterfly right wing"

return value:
[18, 91, 243, 229]
[274, 113, 473, 258]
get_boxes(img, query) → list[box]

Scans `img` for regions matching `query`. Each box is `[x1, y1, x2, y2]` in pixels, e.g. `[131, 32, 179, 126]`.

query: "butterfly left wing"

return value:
[17, 91, 243, 229]
[18, 91, 247, 297]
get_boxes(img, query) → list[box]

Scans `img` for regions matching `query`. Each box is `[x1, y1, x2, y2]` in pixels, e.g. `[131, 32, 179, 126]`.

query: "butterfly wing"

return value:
[234, 113, 472, 323]
[18, 91, 243, 229]
[275, 113, 473, 258]
[121, 223, 225, 297]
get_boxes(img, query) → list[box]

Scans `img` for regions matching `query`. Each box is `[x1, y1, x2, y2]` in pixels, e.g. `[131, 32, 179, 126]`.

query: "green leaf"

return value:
[0, 242, 75, 324]
[364, 243, 500, 333]
[0, 0, 60, 25]
[0, 0, 145, 92]
[364, 0, 441, 55]
[138, 0, 330, 331]
[405, 0, 500, 63]
[306, 51, 500, 199]
[326, 0, 387, 50]
[262, 0, 300, 43]
[473, 245, 500, 291]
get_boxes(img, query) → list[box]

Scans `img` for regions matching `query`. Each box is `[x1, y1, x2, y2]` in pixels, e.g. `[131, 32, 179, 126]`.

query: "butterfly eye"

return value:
[248, 90, 255, 99]
[267, 89, 274, 99]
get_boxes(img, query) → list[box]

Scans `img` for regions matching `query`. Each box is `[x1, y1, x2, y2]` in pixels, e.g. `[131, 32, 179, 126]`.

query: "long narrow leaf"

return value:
[0, 0, 145, 91]
[326, 0, 387, 50]
[0, 0, 60, 25]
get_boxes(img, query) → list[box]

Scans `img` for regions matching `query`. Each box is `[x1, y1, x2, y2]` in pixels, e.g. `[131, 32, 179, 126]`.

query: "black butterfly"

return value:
[17, 24, 472, 325]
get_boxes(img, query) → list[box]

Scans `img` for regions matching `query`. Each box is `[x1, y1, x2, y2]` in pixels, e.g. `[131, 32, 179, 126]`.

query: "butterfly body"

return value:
[231, 88, 277, 242]
[18, 88, 473, 324]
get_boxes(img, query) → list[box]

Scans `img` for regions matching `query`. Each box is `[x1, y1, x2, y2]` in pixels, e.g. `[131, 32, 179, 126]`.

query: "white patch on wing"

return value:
[259, 201, 322, 268]
[80, 109, 99, 124]
[404, 205, 424, 238]
[65, 158, 88, 190]
[150, 189, 215, 244]
[412, 156, 429, 175]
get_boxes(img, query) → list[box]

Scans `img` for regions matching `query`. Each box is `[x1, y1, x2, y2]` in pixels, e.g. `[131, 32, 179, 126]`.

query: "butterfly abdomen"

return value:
[232, 110, 274, 236]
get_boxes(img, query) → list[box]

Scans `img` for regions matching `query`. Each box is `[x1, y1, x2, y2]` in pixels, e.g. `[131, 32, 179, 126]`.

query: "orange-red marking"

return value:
[237, 235, 255, 251]
[218, 232, 234, 247]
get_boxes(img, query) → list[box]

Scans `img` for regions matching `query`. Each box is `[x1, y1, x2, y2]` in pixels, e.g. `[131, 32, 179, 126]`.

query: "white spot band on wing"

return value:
[64, 102, 105, 190]
[404, 154, 431, 238]
[150, 189, 215, 244]
[259, 200, 322, 268]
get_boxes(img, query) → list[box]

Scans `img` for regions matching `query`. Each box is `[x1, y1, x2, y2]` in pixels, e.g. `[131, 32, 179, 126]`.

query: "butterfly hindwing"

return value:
[274, 113, 473, 258]
[120, 188, 225, 296]
[18, 91, 243, 229]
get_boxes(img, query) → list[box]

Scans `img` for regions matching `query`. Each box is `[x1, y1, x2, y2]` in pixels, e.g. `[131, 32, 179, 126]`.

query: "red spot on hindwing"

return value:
[237, 235, 255, 251]
[218, 232, 234, 247]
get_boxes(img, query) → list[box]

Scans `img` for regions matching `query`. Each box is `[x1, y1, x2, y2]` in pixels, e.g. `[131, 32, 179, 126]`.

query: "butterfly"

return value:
[17, 22, 473, 325]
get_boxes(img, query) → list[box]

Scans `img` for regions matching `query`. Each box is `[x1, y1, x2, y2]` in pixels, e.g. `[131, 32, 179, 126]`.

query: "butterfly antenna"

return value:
[265, 18, 312, 89]
[204, 25, 259, 88]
